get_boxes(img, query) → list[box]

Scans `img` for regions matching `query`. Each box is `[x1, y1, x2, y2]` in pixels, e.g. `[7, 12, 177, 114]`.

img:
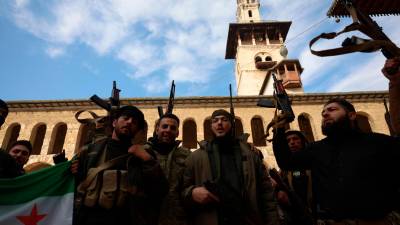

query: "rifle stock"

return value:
[90, 95, 111, 112]
[257, 99, 275, 108]
[90, 81, 121, 113]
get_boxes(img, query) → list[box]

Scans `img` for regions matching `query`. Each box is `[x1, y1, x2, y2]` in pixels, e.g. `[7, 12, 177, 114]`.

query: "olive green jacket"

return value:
[182, 138, 279, 225]
[146, 140, 191, 225]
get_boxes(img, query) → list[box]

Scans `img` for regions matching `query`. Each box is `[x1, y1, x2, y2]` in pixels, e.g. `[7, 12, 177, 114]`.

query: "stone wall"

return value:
[0, 91, 390, 168]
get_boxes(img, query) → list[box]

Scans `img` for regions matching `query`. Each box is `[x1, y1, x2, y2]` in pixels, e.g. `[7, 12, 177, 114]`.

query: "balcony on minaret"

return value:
[255, 55, 276, 70]
[276, 60, 303, 89]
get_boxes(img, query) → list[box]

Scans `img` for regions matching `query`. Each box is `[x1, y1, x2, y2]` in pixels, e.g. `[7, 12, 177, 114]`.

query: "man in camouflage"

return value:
[72, 105, 168, 225]
[146, 113, 191, 225]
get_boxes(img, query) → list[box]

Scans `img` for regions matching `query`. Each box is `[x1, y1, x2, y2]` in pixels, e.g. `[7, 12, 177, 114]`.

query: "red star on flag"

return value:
[16, 204, 47, 225]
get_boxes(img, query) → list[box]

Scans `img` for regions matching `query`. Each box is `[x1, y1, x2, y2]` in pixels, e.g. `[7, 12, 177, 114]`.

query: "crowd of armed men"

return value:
[0, 60, 399, 225]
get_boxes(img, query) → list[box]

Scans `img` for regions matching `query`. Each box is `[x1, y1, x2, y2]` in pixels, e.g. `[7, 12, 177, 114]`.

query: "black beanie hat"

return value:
[211, 109, 232, 121]
[114, 105, 145, 129]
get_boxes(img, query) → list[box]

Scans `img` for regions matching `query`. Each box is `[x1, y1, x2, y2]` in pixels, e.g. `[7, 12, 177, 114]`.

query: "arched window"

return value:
[298, 114, 315, 142]
[30, 123, 47, 155]
[1, 123, 21, 151]
[356, 113, 372, 133]
[251, 117, 266, 146]
[235, 118, 244, 138]
[183, 119, 197, 149]
[255, 56, 262, 63]
[48, 122, 67, 154]
[203, 118, 213, 142]
[75, 123, 96, 153]
[265, 56, 272, 61]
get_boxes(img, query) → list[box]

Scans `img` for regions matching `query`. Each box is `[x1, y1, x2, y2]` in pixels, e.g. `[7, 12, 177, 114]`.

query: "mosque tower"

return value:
[225, 0, 304, 95]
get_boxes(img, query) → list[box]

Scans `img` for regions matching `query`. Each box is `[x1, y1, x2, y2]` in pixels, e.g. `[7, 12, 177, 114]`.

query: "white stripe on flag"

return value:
[0, 192, 73, 225]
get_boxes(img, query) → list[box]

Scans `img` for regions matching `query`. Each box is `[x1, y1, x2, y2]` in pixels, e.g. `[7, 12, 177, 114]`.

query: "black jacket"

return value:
[0, 149, 19, 178]
[273, 128, 400, 220]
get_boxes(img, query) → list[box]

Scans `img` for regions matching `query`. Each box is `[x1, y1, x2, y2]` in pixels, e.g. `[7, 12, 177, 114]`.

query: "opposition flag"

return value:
[0, 161, 75, 225]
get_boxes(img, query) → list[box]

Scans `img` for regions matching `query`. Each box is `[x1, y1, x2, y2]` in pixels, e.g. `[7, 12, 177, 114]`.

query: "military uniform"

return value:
[74, 137, 168, 225]
[146, 138, 191, 225]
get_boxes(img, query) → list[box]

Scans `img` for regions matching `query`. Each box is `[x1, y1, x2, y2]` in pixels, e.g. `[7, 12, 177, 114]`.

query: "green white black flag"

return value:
[0, 161, 74, 225]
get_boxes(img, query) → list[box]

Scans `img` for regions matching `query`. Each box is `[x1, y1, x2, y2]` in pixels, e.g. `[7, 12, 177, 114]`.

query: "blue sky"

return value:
[0, 0, 399, 101]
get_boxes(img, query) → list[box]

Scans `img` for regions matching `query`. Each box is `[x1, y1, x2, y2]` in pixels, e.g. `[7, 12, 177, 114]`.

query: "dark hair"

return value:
[10, 140, 33, 154]
[113, 105, 145, 129]
[159, 113, 180, 126]
[285, 130, 308, 145]
[211, 109, 232, 121]
[325, 98, 356, 113]
[0, 99, 8, 111]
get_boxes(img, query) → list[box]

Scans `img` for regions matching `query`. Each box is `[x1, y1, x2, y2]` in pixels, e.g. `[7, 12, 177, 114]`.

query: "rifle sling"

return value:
[75, 110, 104, 125]
[309, 22, 400, 57]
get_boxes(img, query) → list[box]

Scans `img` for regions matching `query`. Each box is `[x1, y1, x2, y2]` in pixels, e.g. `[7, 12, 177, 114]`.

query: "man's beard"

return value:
[115, 126, 134, 143]
[322, 115, 353, 137]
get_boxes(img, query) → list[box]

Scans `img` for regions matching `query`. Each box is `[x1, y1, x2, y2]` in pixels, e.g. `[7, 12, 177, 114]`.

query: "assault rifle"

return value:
[157, 80, 175, 118]
[310, 0, 400, 61]
[257, 73, 295, 122]
[229, 84, 236, 138]
[257, 73, 295, 138]
[90, 81, 121, 113]
[269, 168, 313, 225]
[310, 0, 400, 136]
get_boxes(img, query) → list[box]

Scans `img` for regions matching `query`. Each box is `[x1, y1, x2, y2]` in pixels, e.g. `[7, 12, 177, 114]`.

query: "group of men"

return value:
[0, 59, 399, 225]
[69, 105, 278, 225]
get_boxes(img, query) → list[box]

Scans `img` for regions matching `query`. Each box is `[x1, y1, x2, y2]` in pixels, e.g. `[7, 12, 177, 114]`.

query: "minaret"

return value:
[226, 0, 304, 95]
[236, 0, 261, 22]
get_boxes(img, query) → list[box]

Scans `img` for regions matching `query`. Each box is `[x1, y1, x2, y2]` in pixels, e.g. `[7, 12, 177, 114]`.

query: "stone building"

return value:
[0, 0, 392, 168]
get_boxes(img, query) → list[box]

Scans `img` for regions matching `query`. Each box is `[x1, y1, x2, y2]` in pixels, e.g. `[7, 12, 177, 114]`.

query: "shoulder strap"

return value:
[79, 154, 130, 191]
[309, 22, 399, 57]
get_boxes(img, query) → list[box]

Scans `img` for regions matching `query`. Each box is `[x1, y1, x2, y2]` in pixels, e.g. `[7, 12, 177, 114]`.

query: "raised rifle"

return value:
[90, 80, 121, 114]
[157, 80, 175, 118]
[310, 0, 400, 61]
[87, 81, 121, 138]
[229, 84, 236, 138]
[257, 72, 295, 139]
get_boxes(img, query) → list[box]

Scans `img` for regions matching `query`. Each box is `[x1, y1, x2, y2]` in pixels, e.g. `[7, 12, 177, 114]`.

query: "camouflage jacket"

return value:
[74, 137, 169, 225]
[146, 139, 191, 225]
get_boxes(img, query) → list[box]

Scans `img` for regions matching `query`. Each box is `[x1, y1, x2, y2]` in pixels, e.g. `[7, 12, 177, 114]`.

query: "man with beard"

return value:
[0, 99, 20, 178]
[182, 109, 279, 225]
[273, 98, 400, 225]
[146, 113, 191, 225]
[72, 105, 168, 225]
